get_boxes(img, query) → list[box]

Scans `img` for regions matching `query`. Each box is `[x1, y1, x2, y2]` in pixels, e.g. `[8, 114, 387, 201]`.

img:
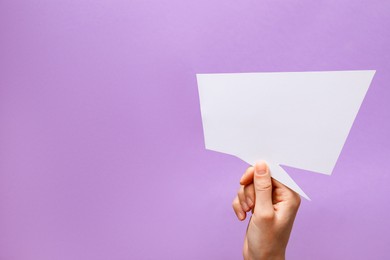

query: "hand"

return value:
[232, 161, 301, 260]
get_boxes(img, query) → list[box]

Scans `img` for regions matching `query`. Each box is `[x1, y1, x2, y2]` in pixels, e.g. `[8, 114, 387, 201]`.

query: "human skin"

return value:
[232, 161, 301, 260]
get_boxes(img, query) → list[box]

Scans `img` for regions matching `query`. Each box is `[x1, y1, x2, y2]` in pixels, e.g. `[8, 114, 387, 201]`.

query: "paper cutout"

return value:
[197, 70, 375, 200]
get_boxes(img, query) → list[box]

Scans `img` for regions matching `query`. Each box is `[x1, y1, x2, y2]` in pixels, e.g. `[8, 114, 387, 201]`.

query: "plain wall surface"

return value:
[1, 1, 389, 259]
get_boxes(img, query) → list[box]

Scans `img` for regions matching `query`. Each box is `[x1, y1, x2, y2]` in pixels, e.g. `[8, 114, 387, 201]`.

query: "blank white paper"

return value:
[197, 70, 375, 200]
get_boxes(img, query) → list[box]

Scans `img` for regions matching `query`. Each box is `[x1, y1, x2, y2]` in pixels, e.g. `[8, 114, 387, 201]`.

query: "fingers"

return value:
[238, 166, 255, 209]
[240, 166, 254, 186]
[253, 161, 275, 219]
[237, 186, 250, 212]
[233, 184, 255, 221]
[232, 196, 246, 221]
[234, 162, 275, 221]
[244, 183, 255, 209]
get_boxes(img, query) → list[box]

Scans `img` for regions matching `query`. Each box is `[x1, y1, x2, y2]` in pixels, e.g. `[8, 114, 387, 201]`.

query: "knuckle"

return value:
[295, 194, 301, 205]
[254, 175, 272, 192]
[243, 184, 253, 194]
[292, 195, 301, 208]
[255, 181, 272, 192]
[240, 202, 248, 211]
[237, 187, 245, 198]
[232, 198, 239, 208]
[246, 166, 253, 172]
[287, 191, 301, 207]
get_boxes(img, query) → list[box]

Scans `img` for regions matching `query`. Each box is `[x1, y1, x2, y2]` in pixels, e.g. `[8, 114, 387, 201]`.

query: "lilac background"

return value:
[1, 1, 389, 259]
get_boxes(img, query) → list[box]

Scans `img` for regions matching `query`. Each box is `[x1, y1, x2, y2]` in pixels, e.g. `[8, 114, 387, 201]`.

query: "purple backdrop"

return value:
[1, 1, 389, 259]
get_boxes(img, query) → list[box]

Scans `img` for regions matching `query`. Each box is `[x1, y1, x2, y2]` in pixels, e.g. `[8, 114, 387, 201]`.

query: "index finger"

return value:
[239, 166, 254, 185]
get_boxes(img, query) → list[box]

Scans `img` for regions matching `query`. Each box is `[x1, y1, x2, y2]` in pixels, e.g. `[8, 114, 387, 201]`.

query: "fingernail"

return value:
[238, 212, 244, 220]
[255, 161, 267, 175]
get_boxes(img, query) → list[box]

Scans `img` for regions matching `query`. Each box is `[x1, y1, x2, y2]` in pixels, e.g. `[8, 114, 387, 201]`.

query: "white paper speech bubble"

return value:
[197, 70, 375, 200]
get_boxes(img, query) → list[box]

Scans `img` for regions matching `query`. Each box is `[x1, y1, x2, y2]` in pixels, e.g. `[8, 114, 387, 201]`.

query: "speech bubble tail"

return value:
[269, 163, 311, 201]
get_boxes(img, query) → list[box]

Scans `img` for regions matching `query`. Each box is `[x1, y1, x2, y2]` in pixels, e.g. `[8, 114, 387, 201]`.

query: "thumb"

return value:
[253, 161, 274, 217]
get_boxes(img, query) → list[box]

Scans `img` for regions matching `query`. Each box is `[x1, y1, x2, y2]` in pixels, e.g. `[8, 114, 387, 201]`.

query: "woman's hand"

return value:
[232, 161, 301, 260]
